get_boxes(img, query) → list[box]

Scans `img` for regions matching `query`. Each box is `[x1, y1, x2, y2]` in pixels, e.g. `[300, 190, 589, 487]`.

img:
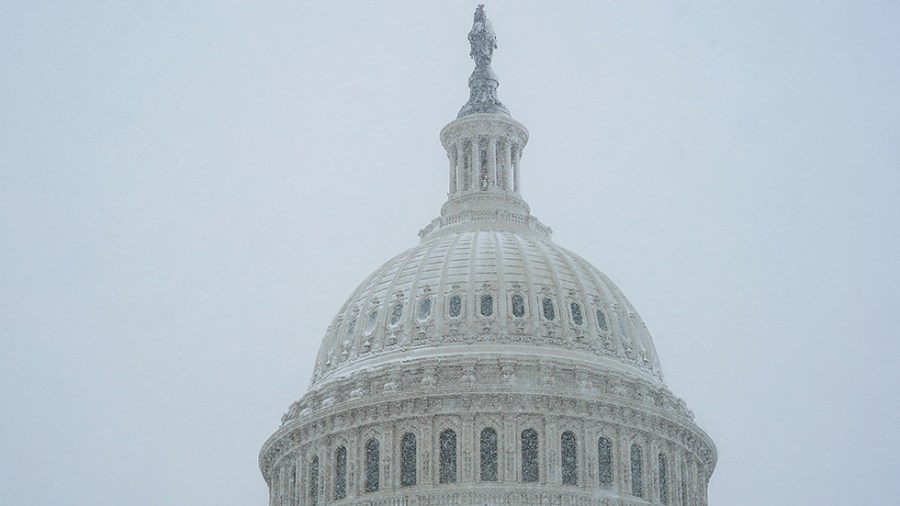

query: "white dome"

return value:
[311, 227, 664, 388]
[261, 9, 715, 505]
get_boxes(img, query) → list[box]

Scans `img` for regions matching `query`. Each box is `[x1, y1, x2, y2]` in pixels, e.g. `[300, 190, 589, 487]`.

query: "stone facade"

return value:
[260, 7, 716, 506]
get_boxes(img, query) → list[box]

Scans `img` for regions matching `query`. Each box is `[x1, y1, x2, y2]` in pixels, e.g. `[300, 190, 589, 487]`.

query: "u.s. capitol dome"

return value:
[260, 7, 716, 506]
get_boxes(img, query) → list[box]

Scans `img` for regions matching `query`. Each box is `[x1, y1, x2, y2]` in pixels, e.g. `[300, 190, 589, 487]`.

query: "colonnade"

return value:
[447, 135, 522, 195]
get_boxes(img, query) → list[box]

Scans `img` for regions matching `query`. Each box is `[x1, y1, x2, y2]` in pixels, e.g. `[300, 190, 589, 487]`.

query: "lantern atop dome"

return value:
[426, 6, 546, 238]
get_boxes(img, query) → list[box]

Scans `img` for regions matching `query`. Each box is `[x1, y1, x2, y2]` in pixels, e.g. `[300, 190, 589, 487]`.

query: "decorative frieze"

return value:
[263, 7, 716, 505]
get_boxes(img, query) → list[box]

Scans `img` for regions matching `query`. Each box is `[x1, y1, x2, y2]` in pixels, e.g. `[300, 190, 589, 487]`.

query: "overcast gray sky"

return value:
[2, 1, 898, 505]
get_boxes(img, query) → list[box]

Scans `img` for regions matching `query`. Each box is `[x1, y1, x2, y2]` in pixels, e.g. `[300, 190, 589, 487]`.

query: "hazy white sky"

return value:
[2, 1, 898, 505]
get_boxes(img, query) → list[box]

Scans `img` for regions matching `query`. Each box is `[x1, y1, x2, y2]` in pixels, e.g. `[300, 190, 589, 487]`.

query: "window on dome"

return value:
[401, 433, 417, 487]
[521, 429, 539, 482]
[334, 447, 347, 500]
[570, 302, 583, 325]
[309, 456, 319, 506]
[681, 469, 688, 506]
[418, 298, 432, 321]
[561, 431, 577, 485]
[364, 310, 378, 335]
[630, 443, 643, 497]
[596, 309, 609, 332]
[365, 439, 380, 492]
[658, 453, 669, 505]
[598, 437, 613, 488]
[480, 294, 494, 317]
[480, 427, 498, 482]
[619, 317, 631, 341]
[346, 317, 356, 340]
[390, 302, 403, 326]
[542, 298, 555, 321]
[439, 429, 458, 484]
[449, 295, 462, 318]
[511, 294, 525, 317]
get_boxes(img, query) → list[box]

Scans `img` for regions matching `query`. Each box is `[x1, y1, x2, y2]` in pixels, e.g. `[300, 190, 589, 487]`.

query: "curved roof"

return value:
[307, 9, 665, 391]
[310, 228, 664, 388]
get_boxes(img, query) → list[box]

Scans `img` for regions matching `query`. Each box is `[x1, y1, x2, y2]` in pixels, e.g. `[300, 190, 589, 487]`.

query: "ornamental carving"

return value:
[261, 6, 714, 504]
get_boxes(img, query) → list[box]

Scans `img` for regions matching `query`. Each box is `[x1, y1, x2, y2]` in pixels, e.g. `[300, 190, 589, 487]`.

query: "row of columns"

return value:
[448, 136, 522, 195]
[271, 422, 704, 506]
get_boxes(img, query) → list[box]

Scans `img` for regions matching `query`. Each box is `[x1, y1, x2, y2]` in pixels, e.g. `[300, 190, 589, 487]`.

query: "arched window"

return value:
[596, 309, 609, 332]
[618, 316, 631, 342]
[542, 298, 555, 320]
[630, 443, 643, 497]
[521, 429, 539, 482]
[390, 302, 403, 325]
[309, 456, 319, 506]
[364, 310, 378, 335]
[334, 446, 347, 500]
[439, 429, 458, 483]
[448, 295, 462, 318]
[365, 439, 380, 493]
[401, 433, 417, 487]
[480, 427, 498, 482]
[561, 431, 577, 485]
[598, 437, 613, 488]
[480, 294, 494, 317]
[511, 294, 526, 317]
[658, 453, 669, 505]
[418, 298, 432, 321]
[345, 316, 356, 340]
[570, 302, 583, 325]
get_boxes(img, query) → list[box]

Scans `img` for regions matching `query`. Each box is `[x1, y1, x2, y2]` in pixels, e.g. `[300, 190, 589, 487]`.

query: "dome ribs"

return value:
[508, 232, 540, 335]
[547, 240, 594, 344]
[268, 7, 716, 503]
[404, 235, 446, 333]
[466, 230, 480, 331]
[489, 230, 507, 332]
[311, 234, 668, 388]
[434, 232, 465, 339]
[531, 238, 570, 332]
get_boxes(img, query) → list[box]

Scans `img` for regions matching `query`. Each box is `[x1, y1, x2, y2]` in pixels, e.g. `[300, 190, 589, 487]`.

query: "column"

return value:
[455, 142, 465, 194]
[487, 137, 498, 189]
[422, 424, 433, 484]
[700, 466, 709, 506]
[503, 141, 512, 191]
[471, 137, 481, 192]
[617, 429, 627, 494]
[512, 145, 521, 193]
[546, 418, 557, 485]
[504, 419, 517, 482]
[385, 424, 395, 491]
[347, 432, 358, 500]
[585, 426, 595, 490]
[323, 449, 331, 505]
[463, 415, 476, 481]
[268, 475, 276, 506]
[447, 147, 456, 194]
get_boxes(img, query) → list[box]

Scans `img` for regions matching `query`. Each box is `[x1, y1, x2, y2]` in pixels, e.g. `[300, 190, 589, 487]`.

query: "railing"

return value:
[418, 211, 552, 240]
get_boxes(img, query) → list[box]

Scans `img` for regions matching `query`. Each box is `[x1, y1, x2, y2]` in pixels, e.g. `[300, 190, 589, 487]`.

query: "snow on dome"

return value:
[306, 8, 665, 390]
[261, 10, 716, 505]
[310, 228, 664, 388]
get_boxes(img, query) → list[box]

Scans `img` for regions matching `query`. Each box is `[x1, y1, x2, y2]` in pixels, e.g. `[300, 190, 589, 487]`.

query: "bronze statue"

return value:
[458, 5, 510, 118]
[468, 5, 497, 67]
